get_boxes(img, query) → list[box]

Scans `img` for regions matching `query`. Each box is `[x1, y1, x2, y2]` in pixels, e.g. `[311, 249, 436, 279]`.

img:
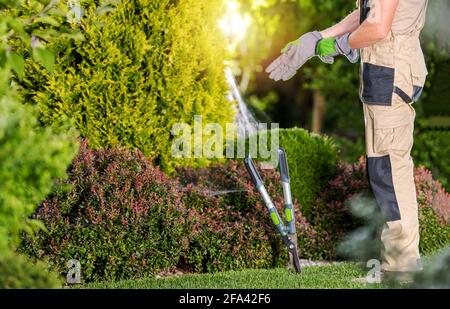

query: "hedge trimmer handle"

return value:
[278, 148, 296, 235]
[278, 147, 290, 183]
[244, 150, 301, 273]
[245, 156, 285, 236]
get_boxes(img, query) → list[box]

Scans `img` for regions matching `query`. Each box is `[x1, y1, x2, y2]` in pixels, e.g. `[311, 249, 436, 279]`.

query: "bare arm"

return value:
[348, 0, 399, 49]
[320, 10, 360, 39]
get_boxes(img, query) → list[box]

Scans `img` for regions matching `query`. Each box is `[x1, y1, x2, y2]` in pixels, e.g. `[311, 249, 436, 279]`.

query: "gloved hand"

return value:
[266, 32, 359, 82]
[316, 33, 359, 64]
[266, 31, 333, 82]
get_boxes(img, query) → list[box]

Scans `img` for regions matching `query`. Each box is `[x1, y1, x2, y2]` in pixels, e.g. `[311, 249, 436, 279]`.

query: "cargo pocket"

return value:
[411, 55, 428, 102]
[373, 108, 413, 154]
[392, 59, 414, 104]
[362, 63, 395, 106]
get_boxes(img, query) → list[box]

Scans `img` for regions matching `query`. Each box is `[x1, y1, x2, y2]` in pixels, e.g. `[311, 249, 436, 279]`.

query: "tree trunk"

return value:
[312, 90, 326, 134]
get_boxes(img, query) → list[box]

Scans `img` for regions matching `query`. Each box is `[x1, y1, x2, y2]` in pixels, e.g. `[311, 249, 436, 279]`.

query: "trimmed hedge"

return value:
[415, 166, 450, 254]
[249, 128, 338, 216]
[180, 183, 280, 273]
[19, 0, 233, 172]
[21, 141, 191, 282]
[413, 130, 450, 191]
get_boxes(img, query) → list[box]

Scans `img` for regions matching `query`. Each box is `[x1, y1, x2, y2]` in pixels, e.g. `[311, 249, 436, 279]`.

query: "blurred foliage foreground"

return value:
[1, 0, 78, 288]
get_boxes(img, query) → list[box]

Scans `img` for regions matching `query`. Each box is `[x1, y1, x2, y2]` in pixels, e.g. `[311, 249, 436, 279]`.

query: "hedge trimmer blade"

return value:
[282, 235, 301, 273]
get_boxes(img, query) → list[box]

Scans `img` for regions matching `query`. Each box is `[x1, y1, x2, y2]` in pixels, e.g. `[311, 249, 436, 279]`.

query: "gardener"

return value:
[267, 0, 429, 282]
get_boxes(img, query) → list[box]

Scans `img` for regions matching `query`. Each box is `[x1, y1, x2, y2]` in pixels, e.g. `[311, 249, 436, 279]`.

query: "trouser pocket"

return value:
[372, 106, 413, 154]
[361, 63, 395, 106]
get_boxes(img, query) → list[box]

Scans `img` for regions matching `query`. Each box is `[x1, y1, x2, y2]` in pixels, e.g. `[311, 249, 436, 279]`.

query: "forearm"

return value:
[348, 20, 389, 49]
[348, 0, 399, 49]
[320, 10, 360, 39]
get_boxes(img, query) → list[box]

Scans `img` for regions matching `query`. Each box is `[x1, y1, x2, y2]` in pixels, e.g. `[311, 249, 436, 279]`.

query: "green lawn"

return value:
[82, 263, 401, 289]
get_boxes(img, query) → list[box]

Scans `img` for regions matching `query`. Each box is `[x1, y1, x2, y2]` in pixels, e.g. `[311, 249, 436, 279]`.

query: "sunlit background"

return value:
[218, 0, 450, 190]
[219, 0, 251, 52]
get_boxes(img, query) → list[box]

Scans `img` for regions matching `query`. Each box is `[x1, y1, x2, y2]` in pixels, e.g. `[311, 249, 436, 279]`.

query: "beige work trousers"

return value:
[363, 95, 422, 272]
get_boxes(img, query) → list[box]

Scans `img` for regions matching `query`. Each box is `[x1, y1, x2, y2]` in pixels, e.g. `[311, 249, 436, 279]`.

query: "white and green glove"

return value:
[266, 32, 358, 82]
[316, 33, 359, 64]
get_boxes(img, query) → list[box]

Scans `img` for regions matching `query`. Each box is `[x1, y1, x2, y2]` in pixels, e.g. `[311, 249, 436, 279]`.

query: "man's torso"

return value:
[358, 0, 429, 106]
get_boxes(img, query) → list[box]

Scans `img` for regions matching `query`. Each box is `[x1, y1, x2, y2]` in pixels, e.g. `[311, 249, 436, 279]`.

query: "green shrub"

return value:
[2, 0, 79, 289]
[419, 208, 450, 255]
[21, 141, 191, 283]
[249, 128, 338, 215]
[332, 136, 365, 163]
[413, 130, 450, 191]
[280, 129, 338, 213]
[19, 0, 234, 172]
[0, 253, 62, 289]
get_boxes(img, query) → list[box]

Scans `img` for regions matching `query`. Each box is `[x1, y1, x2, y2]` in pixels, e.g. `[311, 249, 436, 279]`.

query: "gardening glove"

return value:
[316, 33, 359, 64]
[266, 31, 334, 82]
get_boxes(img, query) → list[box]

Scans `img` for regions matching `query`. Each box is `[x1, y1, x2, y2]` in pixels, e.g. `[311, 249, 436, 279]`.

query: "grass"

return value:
[81, 263, 400, 289]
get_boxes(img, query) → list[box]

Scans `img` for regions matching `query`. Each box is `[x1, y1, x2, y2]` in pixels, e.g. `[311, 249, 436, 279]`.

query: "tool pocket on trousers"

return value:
[362, 63, 395, 106]
[373, 110, 412, 153]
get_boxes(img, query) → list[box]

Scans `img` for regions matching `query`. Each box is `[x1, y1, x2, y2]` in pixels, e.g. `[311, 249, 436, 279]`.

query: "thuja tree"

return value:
[19, 0, 234, 172]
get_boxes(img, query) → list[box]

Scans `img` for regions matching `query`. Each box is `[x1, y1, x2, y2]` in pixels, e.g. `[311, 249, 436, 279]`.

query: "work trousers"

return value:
[363, 96, 422, 272]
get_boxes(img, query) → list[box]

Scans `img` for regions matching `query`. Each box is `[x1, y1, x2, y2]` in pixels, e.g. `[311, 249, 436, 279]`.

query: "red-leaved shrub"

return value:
[21, 140, 191, 282]
[415, 166, 450, 225]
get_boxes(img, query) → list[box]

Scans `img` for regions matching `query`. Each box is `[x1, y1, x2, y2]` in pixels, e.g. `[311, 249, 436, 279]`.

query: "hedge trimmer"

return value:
[244, 147, 301, 273]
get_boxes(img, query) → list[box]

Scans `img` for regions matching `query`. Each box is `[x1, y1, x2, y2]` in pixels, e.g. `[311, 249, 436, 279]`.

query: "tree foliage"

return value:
[18, 0, 234, 172]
